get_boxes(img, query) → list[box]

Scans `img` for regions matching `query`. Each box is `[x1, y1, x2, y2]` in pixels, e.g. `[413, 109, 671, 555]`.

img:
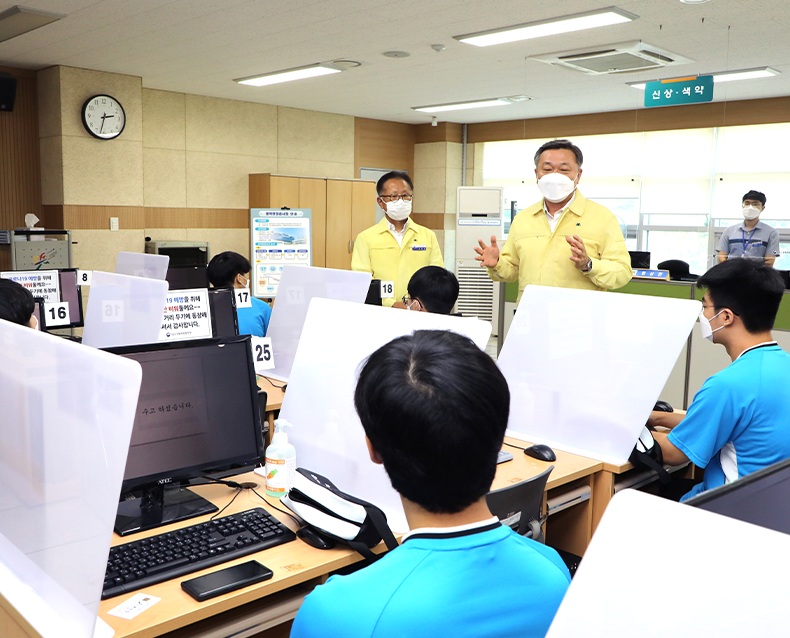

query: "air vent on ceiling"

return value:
[530, 41, 693, 74]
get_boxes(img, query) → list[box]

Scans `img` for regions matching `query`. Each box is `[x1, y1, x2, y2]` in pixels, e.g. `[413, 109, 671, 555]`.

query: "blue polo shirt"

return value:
[290, 519, 570, 638]
[237, 297, 271, 337]
[669, 343, 790, 501]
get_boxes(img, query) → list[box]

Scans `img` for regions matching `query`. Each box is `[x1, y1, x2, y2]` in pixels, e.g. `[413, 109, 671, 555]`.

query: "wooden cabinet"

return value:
[249, 174, 375, 269]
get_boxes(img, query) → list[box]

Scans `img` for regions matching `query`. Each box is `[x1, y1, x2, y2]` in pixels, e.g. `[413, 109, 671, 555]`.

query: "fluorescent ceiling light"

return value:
[454, 7, 638, 48]
[235, 63, 342, 87]
[628, 67, 780, 90]
[0, 5, 66, 44]
[412, 98, 514, 113]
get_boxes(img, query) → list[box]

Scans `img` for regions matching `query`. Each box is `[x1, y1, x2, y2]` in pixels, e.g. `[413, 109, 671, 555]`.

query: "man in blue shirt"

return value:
[291, 330, 570, 638]
[716, 190, 780, 267]
[207, 251, 271, 337]
[650, 259, 790, 501]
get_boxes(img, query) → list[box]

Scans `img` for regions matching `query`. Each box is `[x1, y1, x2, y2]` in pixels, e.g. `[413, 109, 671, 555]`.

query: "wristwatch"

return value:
[581, 257, 593, 274]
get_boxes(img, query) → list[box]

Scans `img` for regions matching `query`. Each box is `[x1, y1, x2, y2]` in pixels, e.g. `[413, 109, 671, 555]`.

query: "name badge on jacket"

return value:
[411, 244, 427, 251]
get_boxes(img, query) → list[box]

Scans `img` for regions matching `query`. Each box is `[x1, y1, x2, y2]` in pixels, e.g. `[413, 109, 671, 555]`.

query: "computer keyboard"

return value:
[102, 507, 296, 599]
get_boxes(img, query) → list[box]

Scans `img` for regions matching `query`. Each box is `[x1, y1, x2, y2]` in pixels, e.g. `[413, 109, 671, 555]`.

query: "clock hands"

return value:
[99, 112, 115, 134]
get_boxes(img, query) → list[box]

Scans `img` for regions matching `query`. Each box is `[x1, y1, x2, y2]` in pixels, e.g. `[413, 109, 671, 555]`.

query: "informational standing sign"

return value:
[158, 288, 212, 342]
[1, 270, 61, 303]
[250, 209, 312, 298]
[644, 75, 713, 107]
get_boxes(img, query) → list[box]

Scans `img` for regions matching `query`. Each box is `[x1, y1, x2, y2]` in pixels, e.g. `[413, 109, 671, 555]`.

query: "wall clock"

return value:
[81, 94, 126, 140]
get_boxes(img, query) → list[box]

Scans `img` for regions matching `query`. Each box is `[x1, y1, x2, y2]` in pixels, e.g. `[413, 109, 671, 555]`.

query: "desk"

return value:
[0, 445, 602, 638]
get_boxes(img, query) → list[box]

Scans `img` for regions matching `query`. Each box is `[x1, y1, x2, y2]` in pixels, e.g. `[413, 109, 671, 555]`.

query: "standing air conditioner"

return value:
[455, 187, 504, 333]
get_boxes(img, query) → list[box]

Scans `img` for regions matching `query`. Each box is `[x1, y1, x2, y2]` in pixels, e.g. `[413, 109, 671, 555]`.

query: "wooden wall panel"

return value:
[410, 213, 444, 230]
[325, 180, 352, 270]
[249, 173, 272, 209]
[269, 176, 300, 209]
[56, 205, 249, 230]
[350, 181, 375, 240]
[0, 66, 41, 231]
[468, 96, 790, 143]
[299, 178, 327, 268]
[414, 122, 463, 144]
[62, 205, 145, 230]
[354, 117, 416, 176]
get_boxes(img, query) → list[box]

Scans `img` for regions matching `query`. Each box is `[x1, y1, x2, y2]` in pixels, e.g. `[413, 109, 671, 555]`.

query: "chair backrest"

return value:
[657, 259, 696, 281]
[486, 465, 553, 541]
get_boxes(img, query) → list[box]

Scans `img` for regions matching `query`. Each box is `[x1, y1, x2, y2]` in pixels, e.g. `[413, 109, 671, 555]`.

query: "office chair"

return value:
[656, 259, 698, 281]
[486, 465, 553, 543]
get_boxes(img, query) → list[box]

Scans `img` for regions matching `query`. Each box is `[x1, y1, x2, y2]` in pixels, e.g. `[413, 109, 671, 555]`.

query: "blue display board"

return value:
[250, 209, 312, 297]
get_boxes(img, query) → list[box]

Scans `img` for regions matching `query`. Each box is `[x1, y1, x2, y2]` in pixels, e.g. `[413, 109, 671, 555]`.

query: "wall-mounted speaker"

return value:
[0, 72, 18, 112]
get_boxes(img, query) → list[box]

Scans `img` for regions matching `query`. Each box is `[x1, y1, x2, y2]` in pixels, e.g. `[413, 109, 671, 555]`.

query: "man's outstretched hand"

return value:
[474, 235, 500, 268]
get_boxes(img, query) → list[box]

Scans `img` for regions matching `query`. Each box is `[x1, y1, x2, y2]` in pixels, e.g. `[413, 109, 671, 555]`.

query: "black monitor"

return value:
[0, 268, 84, 328]
[629, 251, 651, 269]
[687, 457, 790, 535]
[31, 296, 44, 330]
[166, 265, 209, 290]
[104, 336, 264, 536]
[207, 287, 239, 337]
[365, 279, 382, 306]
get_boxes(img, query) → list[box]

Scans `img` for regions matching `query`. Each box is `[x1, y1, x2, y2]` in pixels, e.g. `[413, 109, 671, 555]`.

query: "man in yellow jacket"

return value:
[475, 140, 632, 302]
[352, 171, 444, 307]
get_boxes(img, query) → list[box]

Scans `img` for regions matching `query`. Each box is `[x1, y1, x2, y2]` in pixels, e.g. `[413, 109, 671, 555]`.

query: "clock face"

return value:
[81, 94, 126, 140]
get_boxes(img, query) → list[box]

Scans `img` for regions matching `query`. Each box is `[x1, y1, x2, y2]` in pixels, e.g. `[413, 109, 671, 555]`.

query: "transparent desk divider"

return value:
[497, 285, 700, 466]
[115, 251, 169, 280]
[546, 490, 790, 637]
[279, 298, 492, 533]
[0, 321, 142, 638]
[267, 265, 372, 381]
[82, 271, 168, 349]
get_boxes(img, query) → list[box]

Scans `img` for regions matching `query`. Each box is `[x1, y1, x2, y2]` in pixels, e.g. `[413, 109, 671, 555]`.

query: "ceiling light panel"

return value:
[412, 98, 514, 113]
[454, 7, 638, 47]
[235, 63, 342, 87]
[628, 67, 780, 90]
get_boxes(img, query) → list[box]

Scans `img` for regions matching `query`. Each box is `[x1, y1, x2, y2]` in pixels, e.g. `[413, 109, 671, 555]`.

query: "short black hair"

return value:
[376, 171, 413, 196]
[354, 330, 510, 514]
[207, 251, 250, 288]
[697, 259, 784, 334]
[0, 279, 35, 326]
[407, 266, 459, 314]
[742, 190, 766, 206]
[534, 139, 583, 168]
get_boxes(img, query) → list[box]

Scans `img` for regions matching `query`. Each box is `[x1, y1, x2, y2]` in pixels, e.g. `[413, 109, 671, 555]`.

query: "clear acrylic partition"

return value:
[546, 490, 790, 637]
[497, 286, 700, 466]
[279, 298, 492, 533]
[267, 266, 372, 381]
[0, 320, 141, 638]
[114, 251, 169, 280]
[82, 271, 169, 349]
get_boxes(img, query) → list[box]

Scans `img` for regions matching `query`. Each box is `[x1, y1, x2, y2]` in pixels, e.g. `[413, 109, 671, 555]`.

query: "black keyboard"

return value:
[102, 508, 296, 599]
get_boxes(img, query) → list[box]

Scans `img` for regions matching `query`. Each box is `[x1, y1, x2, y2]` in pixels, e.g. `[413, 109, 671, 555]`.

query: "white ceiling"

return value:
[1, 0, 789, 125]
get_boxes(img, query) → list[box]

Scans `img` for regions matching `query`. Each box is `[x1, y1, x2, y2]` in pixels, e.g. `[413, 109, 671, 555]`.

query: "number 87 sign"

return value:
[250, 336, 275, 374]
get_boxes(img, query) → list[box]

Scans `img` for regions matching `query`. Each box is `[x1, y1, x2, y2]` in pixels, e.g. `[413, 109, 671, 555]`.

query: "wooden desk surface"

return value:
[97, 442, 602, 638]
[256, 376, 285, 412]
[600, 409, 688, 474]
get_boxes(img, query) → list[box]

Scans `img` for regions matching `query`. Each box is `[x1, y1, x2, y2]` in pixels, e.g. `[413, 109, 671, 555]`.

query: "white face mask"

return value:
[742, 205, 761, 221]
[699, 308, 725, 342]
[239, 274, 250, 288]
[385, 198, 412, 221]
[537, 172, 577, 203]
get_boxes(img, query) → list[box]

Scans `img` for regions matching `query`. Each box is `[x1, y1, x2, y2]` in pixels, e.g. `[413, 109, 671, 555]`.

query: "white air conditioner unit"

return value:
[530, 41, 693, 74]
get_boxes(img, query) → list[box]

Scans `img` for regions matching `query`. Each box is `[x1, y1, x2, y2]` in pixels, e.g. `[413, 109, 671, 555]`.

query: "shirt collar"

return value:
[736, 341, 778, 360]
[542, 191, 576, 218]
[739, 220, 762, 232]
[401, 516, 500, 542]
[386, 216, 409, 234]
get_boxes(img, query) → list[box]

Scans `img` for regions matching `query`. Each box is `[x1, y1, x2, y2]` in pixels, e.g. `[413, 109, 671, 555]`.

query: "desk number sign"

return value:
[250, 336, 275, 373]
[235, 289, 253, 308]
[380, 281, 394, 299]
[44, 301, 70, 327]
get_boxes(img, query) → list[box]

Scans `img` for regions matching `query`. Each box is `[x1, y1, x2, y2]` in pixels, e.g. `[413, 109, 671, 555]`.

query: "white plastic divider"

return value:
[279, 298, 492, 533]
[546, 489, 790, 637]
[266, 265, 372, 382]
[115, 251, 169, 280]
[497, 286, 700, 466]
[0, 320, 142, 638]
[82, 271, 168, 349]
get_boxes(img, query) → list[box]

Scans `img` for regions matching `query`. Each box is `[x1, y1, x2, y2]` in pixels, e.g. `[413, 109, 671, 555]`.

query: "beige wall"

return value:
[38, 66, 358, 273]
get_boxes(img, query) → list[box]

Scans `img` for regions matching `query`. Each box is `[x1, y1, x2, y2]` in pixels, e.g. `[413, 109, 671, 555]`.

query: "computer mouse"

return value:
[297, 526, 336, 550]
[524, 444, 557, 462]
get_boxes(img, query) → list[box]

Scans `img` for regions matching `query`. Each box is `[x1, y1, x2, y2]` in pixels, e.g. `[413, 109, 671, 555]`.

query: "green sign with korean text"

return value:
[644, 75, 714, 108]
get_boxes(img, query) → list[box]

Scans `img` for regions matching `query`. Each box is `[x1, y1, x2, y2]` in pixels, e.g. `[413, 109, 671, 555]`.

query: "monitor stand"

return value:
[114, 484, 218, 536]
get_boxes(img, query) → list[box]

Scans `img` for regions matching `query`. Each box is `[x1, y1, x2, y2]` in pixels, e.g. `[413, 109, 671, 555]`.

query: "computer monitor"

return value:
[0, 268, 84, 328]
[365, 279, 382, 306]
[166, 264, 209, 290]
[207, 287, 239, 337]
[629, 251, 651, 269]
[31, 296, 44, 330]
[103, 336, 264, 536]
[686, 457, 790, 535]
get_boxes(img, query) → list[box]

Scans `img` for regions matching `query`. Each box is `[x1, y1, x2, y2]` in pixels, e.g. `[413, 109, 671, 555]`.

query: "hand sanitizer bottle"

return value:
[263, 419, 296, 498]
